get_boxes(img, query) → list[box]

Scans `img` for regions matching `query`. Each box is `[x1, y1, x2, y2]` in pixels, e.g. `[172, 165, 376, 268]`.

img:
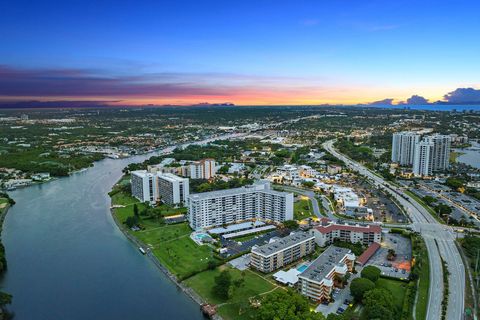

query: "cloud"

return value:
[368, 98, 394, 105]
[443, 87, 480, 104]
[404, 95, 429, 105]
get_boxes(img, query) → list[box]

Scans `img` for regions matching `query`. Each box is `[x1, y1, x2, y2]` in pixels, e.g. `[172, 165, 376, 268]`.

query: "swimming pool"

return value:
[297, 264, 309, 273]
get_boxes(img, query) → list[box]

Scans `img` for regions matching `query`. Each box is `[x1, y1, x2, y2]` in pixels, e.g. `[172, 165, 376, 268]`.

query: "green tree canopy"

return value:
[212, 270, 232, 300]
[361, 265, 381, 282]
[363, 288, 396, 320]
[350, 277, 375, 302]
[255, 290, 325, 320]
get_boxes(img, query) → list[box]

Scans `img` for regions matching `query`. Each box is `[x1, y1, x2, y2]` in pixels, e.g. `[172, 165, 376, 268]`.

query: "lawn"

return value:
[294, 198, 315, 220]
[184, 266, 277, 320]
[0, 198, 8, 214]
[376, 278, 407, 311]
[110, 185, 213, 279]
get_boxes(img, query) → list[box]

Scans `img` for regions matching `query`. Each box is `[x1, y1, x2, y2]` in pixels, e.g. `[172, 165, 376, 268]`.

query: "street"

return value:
[323, 139, 465, 320]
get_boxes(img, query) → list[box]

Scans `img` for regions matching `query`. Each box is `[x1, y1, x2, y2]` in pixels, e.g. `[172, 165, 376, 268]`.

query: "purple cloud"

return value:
[405, 94, 429, 105]
[369, 98, 394, 105]
[443, 87, 480, 104]
[0, 65, 229, 98]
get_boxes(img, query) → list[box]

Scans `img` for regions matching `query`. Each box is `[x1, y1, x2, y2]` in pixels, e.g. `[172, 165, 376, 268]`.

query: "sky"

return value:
[1, 0, 480, 106]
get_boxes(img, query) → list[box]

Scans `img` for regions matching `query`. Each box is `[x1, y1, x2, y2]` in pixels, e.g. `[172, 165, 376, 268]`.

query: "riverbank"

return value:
[0, 195, 14, 318]
[108, 178, 279, 320]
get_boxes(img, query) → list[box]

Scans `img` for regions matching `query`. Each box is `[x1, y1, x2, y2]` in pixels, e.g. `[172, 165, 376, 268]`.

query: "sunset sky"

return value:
[1, 0, 480, 106]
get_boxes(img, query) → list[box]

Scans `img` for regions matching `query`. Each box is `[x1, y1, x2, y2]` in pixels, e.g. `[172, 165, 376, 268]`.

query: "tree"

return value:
[422, 196, 437, 206]
[350, 278, 375, 301]
[361, 265, 381, 282]
[212, 270, 232, 299]
[255, 290, 325, 320]
[283, 220, 299, 230]
[133, 204, 139, 217]
[302, 181, 315, 188]
[217, 164, 230, 174]
[363, 288, 396, 320]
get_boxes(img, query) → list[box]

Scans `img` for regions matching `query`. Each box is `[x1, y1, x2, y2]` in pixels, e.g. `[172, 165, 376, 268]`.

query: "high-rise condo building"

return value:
[130, 171, 189, 206]
[131, 170, 157, 203]
[391, 132, 420, 166]
[157, 173, 190, 206]
[187, 181, 293, 230]
[413, 134, 451, 176]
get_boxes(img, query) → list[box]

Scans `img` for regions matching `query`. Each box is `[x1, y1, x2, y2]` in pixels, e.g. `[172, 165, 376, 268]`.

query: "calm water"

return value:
[455, 141, 480, 169]
[1, 154, 204, 319]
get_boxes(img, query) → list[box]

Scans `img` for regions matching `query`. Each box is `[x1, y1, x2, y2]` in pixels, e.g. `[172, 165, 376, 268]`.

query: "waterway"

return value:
[0, 134, 242, 319]
[455, 141, 480, 169]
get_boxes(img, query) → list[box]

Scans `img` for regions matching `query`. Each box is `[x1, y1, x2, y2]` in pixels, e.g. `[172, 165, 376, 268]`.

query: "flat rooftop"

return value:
[251, 231, 314, 257]
[189, 182, 289, 200]
[299, 246, 351, 283]
[208, 220, 266, 235]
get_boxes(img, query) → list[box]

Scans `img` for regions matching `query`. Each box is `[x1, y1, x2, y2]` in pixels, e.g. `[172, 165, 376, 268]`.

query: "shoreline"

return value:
[108, 182, 222, 320]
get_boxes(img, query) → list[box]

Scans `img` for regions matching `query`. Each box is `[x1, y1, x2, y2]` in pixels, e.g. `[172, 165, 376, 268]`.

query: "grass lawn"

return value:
[294, 198, 315, 220]
[184, 266, 277, 320]
[0, 198, 8, 214]
[110, 185, 213, 279]
[415, 252, 430, 320]
[376, 278, 407, 311]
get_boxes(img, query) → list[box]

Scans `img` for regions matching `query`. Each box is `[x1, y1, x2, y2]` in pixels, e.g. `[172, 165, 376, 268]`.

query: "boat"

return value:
[139, 247, 146, 255]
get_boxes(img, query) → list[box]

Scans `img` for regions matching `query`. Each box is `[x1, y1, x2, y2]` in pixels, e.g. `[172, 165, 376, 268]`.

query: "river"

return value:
[455, 141, 480, 169]
[0, 133, 243, 319]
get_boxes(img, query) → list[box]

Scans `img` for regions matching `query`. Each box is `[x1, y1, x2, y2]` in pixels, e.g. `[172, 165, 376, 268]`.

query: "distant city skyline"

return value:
[1, 0, 480, 106]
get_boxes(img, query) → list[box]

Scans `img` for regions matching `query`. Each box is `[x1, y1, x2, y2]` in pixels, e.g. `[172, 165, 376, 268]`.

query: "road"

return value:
[274, 185, 324, 218]
[323, 139, 465, 320]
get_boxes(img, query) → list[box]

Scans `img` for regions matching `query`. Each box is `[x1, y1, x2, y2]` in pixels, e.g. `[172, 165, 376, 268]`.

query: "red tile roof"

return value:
[357, 242, 381, 265]
[314, 222, 382, 234]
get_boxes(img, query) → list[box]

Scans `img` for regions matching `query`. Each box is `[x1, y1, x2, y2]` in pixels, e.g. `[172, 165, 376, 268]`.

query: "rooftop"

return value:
[189, 181, 289, 200]
[314, 219, 382, 234]
[298, 246, 352, 283]
[251, 231, 314, 257]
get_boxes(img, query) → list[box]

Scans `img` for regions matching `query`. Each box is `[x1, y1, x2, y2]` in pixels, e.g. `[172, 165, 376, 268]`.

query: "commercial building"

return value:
[131, 170, 157, 203]
[190, 158, 216, 180]
[310, 218, 381, 247]
[298, 246, 355, 302]
[187, 181, 293, 230]
[391, 132, 420, 166]
[250, 232, 316, 273]
[157, 173, 190, 206]
[130, 170, 189, 206]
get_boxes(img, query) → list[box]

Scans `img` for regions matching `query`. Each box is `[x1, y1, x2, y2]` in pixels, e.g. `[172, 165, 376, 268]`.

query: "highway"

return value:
[323, 139, 465, 320]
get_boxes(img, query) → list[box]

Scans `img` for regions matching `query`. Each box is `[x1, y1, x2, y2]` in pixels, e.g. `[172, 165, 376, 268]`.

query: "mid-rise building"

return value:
[187, 181, 293, 230]
[310, 218, 382, 247]
[190, 158, 216, 180]
[131, 170, 157, 203]
[157, 173, 190, 206]
[298, 246, 355, 302]
[251, 232, 315, 273]
[391, 132, 420, 166]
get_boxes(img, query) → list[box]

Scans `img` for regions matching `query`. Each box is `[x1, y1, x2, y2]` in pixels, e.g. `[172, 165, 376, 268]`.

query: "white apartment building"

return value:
[310, 218, 382, 247]
[391, 132, 420, 166]
[413, 140, 434, 176]
[413, 134, 451, 176]
[187, 181, 294, 230]
[276, 165, 300, 181]
[157, 173, 190, 206]
[131, 170, 157, 203]
[189, 158, 216, 180]
[298, 246, 355, 302]
[251, 232, 316, 273]
[130, 171, 189, 206]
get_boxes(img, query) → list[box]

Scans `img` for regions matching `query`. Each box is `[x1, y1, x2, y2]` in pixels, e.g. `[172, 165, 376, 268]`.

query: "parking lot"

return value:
[315, 267, 361, 316]
[220, 228, 290, 257]
[368, 233, 411, 279]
